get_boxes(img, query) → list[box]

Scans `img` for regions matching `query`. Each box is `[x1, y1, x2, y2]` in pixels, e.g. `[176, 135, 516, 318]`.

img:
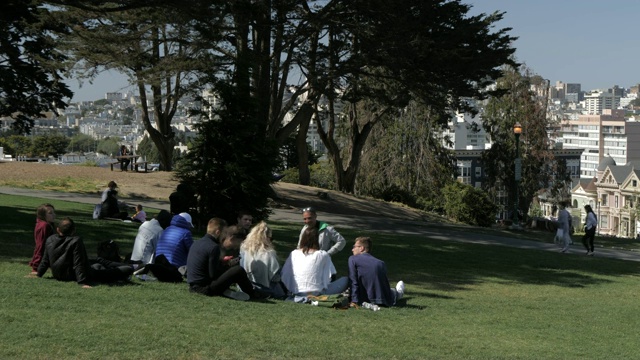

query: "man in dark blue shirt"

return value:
[348, 237, 405, 307]
[186, 219, 257, 301]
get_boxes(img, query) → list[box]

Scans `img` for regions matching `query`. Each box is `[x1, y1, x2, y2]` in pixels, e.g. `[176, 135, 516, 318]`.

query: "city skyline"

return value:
[65, 1, 640, 102]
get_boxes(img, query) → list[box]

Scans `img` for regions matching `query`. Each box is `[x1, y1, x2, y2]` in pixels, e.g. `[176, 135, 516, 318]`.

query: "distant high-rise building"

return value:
[559, 109, 640, 178]
[584, 90, 620, 115]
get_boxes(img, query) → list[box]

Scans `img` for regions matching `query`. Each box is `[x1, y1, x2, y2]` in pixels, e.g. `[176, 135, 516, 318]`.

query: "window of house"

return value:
[601, 194, 608, 206]
[615, 195, 619, 208]
[601, 215, 608, 229]
[633, 180, 637, 187]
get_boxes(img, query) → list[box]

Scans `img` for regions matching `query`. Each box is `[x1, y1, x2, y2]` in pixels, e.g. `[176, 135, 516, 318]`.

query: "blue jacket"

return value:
[155, 215, 193, 267]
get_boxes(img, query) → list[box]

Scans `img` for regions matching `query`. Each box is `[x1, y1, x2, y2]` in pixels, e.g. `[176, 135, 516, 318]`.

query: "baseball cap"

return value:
[179, 212, 194, 228]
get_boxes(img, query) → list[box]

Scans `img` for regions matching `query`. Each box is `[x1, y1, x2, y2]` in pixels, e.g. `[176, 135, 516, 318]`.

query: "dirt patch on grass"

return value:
[0, 161, 431, 220]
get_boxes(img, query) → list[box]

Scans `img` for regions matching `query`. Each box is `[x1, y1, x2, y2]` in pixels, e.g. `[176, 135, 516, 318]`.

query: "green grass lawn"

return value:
[1, 193, 640, 359]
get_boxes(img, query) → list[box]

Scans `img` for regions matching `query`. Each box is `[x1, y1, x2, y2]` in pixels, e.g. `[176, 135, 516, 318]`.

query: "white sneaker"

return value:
[395, 281, 405, 300]
[222, 289, 250, 301]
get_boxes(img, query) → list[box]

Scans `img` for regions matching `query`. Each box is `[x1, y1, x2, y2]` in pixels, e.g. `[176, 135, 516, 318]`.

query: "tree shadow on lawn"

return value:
[0, 200, 144, 261]
[369, 238, 640, 294]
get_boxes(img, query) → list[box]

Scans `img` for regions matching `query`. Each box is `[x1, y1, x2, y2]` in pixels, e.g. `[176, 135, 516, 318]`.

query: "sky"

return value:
[65, 1, 640, 102]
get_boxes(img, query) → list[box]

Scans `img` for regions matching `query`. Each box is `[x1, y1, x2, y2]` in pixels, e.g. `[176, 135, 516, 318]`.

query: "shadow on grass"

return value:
[3, 194, 640, 298]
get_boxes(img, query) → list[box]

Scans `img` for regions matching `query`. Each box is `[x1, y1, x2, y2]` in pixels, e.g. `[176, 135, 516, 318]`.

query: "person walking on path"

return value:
[582, 204, 597, 256]
[556, 201, 573, 253]
[297, 207, 346, 256]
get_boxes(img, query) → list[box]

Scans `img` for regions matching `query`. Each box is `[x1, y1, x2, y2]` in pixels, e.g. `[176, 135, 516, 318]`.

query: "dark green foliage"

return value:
[175, 83, 278, 224]
[279, 135, 319, 171]
[136, 135, 161, 164]
[281, 161, 337, 190]
[357, 101, 455, 213]
[96, 137, 120, 156]
[68, 134, 96, 153]
[481, 66, 553, 220]
[443, 182, 498, 227]
[0, 1, 72, 133]
[31, 133, 70, 157]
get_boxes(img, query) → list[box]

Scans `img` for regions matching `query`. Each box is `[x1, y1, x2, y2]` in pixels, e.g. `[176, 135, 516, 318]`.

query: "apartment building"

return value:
[441, 111, 489, 150]
[572, 156, 640, 238]
[559, 109, 640, 178]
[583, 90, 620, 115]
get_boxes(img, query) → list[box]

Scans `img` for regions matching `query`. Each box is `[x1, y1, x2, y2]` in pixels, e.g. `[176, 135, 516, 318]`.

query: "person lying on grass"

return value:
[34, 217, 133, 288]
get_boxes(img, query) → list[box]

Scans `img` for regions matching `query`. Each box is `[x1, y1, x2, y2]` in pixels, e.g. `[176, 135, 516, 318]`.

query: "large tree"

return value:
[53, 2, 216, 170]
[0, 0, 72, 134]
[309, 0, 517, 192]
[481, 65, 553, 221]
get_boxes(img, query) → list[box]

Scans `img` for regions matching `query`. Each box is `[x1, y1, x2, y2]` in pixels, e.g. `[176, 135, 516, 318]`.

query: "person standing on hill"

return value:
[582, 204, 597, 256]
[297, 207, 346, 256]
[348, 237, 405, 308]
[29, 203, 56, 274]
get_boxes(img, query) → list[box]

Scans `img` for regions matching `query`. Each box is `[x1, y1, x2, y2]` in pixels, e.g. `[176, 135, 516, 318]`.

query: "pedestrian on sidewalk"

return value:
[582, 204, 597, 256]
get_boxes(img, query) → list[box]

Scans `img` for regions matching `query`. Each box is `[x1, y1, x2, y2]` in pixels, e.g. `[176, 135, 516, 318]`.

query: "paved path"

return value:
[2, 186, 640, 263]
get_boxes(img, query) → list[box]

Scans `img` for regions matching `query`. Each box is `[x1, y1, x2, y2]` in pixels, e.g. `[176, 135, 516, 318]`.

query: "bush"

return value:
[442, 182, 498, 227]
[281, 160, 336, 190]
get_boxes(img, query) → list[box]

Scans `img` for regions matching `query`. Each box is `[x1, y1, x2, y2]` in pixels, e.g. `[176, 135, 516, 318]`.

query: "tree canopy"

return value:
[0, 1, 72, 133]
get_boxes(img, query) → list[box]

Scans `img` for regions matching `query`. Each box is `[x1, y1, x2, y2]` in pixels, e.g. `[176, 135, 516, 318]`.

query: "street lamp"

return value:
[512, 122, 522, 229]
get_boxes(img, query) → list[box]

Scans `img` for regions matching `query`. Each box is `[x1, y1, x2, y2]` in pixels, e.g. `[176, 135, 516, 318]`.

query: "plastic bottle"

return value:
[361, 302, 380, 311]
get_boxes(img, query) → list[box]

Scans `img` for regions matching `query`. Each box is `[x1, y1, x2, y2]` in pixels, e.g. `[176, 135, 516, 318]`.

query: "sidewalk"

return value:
[2, 186, 640, 263]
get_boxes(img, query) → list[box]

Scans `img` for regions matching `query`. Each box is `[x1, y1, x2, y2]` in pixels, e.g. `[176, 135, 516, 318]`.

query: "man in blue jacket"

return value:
[348, 237, 405, 307]
[156, 212, 194, 268]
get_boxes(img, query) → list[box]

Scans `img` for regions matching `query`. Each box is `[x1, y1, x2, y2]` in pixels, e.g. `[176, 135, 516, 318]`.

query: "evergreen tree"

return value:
[0, 1, 72, 133]
[175, 82, 278, 225]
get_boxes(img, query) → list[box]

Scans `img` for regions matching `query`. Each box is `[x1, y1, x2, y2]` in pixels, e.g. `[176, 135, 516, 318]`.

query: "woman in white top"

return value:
[556, 201, 572, 253]
[281, 227, 348, 297]
[240, 221, 285, 298]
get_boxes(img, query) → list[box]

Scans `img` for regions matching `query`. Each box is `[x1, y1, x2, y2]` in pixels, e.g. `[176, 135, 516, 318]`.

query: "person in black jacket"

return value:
[99, 181, 128, 220]
[186, 220, 258, 300]
[36, 217, 133, 288]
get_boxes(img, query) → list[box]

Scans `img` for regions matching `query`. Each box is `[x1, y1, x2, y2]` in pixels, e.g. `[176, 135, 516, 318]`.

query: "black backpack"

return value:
[97, 240, 122, 262]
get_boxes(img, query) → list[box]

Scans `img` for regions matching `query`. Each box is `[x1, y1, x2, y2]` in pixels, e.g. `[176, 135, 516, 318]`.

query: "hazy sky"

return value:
[65, 1, 640, 101]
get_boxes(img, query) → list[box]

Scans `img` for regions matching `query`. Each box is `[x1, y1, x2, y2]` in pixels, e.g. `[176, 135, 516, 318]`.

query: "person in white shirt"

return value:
[240, 221, 285, 298]
[130, 210, 172, 264]
[282, 227, 348, 297]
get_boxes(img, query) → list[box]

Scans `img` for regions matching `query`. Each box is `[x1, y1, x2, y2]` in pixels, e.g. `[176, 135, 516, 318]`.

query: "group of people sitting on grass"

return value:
[29, 200, 406, 308]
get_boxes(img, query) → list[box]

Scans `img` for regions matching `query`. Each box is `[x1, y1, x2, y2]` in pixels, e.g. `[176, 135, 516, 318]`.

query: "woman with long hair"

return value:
[582, 204, 597, 256]
[240, 221, 285, 298]
[281, 227, 348, 298]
